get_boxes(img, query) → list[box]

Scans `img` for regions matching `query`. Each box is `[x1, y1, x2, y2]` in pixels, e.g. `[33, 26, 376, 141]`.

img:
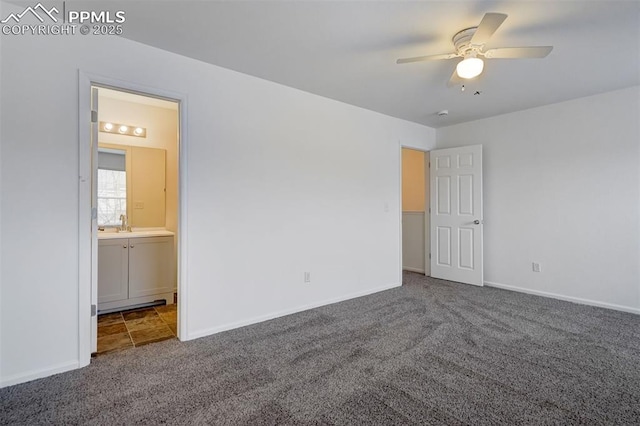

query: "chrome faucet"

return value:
[119, 214, 128, 232]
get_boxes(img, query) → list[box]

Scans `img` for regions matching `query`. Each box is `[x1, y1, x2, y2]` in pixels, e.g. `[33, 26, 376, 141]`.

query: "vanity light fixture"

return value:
[99, 121, 147, 138]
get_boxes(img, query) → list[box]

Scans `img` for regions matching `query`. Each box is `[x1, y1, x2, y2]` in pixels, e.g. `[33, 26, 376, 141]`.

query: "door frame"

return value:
[399, 146, 431, 282]
[78, 71, 189, 366]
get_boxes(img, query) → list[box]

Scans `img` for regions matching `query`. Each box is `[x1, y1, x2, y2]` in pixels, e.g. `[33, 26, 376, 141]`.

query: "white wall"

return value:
[0, 7, 435, 386]
[437, 86, 640, 313]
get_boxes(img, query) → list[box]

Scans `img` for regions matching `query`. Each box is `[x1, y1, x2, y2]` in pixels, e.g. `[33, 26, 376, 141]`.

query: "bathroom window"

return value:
[97, 149, 127, 227]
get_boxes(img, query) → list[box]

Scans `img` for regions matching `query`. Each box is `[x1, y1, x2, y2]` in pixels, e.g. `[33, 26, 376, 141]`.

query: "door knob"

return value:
[473, 220, 480, 225]
[123, 245, 127, 249]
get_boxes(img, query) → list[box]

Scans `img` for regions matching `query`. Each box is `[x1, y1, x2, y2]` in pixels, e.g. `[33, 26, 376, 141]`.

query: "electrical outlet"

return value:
[304, 272, 311, 283]
[532, 262, 541, 272]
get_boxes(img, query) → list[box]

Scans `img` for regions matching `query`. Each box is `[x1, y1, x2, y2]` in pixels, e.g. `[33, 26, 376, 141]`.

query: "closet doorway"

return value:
[401, 148, 430, 276]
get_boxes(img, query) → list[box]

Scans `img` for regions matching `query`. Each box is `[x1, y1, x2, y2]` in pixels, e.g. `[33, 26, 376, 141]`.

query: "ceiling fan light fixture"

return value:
[456, 57, 484, 79]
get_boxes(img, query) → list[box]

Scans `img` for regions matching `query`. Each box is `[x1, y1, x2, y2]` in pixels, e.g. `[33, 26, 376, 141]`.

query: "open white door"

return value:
[90, 87, 99, 352]
[430, 145, 483, 286]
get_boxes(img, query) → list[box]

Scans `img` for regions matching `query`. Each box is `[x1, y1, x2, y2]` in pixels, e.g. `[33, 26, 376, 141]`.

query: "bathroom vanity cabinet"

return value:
[98, 232, 175, 312]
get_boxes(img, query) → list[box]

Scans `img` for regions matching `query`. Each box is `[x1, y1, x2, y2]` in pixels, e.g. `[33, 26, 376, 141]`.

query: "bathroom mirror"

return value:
[98, 143, 166, 228]
[97, 147, 127, 227]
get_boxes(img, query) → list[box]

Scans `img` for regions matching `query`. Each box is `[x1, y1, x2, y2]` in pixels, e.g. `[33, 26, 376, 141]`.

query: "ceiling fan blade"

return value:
[483, 46, 553, 59]
[470, 13, 507, 45]
[396, 52, 458, 64]
[447, 68, 463, 87]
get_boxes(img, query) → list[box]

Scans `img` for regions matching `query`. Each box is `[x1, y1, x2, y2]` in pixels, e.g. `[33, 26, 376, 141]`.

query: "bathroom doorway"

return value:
[78, 75, 187, 362]
[92, 87, 180, 353]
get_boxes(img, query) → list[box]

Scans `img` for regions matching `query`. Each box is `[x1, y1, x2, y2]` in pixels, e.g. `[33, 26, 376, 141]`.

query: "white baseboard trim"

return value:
[484, 281, 640, 315]
[186, 282, 401, 341]
[402, 267, 425, 274]
[1, 360, 80, 389]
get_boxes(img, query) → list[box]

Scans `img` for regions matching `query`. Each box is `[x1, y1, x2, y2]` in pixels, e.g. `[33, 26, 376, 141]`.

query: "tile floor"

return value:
[97, 304, 177, 354]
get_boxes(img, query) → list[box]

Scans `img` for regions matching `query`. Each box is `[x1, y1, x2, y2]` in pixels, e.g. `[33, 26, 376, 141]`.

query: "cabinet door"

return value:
[98, 238, 129, 304]
[128, 236, 175, 298]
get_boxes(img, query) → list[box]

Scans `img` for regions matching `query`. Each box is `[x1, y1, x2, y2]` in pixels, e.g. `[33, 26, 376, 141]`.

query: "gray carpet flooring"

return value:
[2, 272, 639, 425]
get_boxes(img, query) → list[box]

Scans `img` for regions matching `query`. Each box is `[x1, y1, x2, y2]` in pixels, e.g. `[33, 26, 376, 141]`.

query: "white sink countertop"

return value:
[98, 228, 175, 240]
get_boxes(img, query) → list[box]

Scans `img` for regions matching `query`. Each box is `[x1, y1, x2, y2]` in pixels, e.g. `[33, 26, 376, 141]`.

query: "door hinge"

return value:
[429, 253, 431, 259]
[429, 207, 431, 213]
[91, 110, 98, 123]
[91, 304, 97, 316]
[91, 207, 97, 220]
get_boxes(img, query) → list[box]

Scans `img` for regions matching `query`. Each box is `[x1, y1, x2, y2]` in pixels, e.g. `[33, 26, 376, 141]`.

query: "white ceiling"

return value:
[100, 1, 640, 127]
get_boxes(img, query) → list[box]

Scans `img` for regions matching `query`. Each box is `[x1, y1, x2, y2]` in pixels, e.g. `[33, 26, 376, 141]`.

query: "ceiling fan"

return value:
[396, 13, 553, 86]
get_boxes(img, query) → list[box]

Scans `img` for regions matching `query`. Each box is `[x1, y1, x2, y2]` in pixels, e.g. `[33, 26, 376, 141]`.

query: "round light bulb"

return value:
[104, 122, 113, 131]
[119, 125, 128, 134]
[134, 127, 144, 135]
[456, 57, 484, 79]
